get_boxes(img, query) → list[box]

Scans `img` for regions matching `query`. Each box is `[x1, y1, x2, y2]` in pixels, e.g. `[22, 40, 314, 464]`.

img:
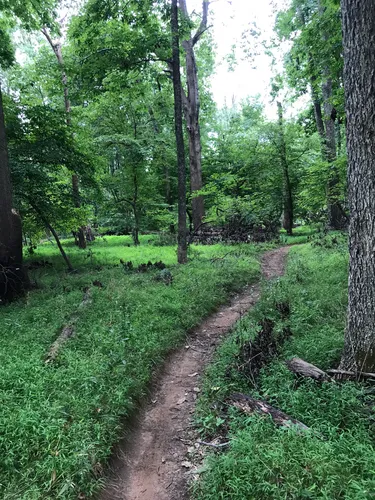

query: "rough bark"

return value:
[42, 28, 86, 249]
[171, 0, 188, 264]
[179, 0, 209, 230]
[277, 102, 293, 235]
[229, 393, 310, 433]
[0, 85, 28, 303]
[286, 357, 330, 380]
[340, 0, 375, 372]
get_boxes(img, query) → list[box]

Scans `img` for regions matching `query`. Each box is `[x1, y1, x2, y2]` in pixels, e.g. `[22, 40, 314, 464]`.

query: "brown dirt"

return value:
[98, 247, 290, 500]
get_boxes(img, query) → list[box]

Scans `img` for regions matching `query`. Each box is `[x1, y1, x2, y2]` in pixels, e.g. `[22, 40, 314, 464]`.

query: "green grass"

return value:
[280, 224, 318, 245]
[193, 242, 375, 499]
[0, 236, 261, 499]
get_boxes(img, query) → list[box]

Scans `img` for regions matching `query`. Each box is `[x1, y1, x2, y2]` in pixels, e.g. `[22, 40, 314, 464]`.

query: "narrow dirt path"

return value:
[99, 247, 290, 500]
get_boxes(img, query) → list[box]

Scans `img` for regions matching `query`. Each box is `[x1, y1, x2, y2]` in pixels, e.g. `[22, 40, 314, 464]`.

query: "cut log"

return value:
[229, 392, 310, 433]
[286, 357, 330, 380]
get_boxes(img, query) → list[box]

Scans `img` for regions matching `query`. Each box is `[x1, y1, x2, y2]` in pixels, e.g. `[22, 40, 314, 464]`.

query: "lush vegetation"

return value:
[1, 0, 374, 497]
[193, 240, 375, 499]
[0, 237, 260, 499]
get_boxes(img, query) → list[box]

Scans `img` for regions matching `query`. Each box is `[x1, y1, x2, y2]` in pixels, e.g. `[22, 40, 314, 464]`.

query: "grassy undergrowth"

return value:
[193, 242, 375, 499]
[280, 225, 317, 245]
[1, 237, 261, 499]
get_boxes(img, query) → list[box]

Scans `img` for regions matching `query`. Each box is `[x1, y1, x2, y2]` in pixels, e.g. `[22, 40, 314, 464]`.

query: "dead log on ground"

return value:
[327, 369, 375, 381]
[45, 288, 92, 363]
[286, 357, 375, 382]
[286, 357, 331, 380]
[229, 392, 310, 432]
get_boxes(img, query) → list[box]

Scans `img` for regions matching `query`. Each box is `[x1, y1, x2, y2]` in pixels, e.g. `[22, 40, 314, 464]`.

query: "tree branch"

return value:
[192, 1, 210, 46]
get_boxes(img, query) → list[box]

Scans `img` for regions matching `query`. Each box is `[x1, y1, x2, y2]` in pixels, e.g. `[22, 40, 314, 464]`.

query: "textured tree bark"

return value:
[171, 0, 188, 264]
[340, 0, 375, 372]
[230, 393, 310, 432]
[179, 0, 209, 230]
[286, 357, 329, 380]
[0, 84, 28, 303]
[277, 102, 293, 235]
[42, 28, 86, 249]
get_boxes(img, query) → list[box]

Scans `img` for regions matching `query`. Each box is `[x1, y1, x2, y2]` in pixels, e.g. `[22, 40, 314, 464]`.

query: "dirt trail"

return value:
[99, 247, 290, 500]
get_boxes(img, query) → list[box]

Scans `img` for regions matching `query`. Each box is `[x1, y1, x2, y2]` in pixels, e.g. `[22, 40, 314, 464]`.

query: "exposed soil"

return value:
[99, 247, 290, 500]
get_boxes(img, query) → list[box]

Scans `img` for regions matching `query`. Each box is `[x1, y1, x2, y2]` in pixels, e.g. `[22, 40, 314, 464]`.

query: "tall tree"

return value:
[171, 0, 187, 263]
[179, 0, 209, 230]
[277, 101, 293, 235]
[340, 0, 375, 372]
[0, 20, 27, 301]
[41, 26, 87, 249]
[276, 0, 347, 229]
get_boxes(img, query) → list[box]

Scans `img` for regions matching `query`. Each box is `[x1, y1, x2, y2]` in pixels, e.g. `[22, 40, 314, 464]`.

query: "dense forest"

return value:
[0, 0, 375, 498]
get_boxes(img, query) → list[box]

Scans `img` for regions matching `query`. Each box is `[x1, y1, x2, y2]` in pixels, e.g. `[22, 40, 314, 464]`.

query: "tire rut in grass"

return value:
[98, 246, 290, 500]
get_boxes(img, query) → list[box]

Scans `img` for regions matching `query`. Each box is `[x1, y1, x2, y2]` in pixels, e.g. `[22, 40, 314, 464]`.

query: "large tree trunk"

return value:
[277, 102, 293, 236]
[171, 0, 188, 264]
[340, 0, 375, 372]
[42, 28, 86, 249]
[179, 0, 209, 231]
[0, 85, 28, 303]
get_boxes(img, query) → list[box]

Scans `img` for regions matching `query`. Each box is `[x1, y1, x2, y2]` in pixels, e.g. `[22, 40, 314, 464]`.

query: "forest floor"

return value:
[193, 236, 375, 500]
[99, 247, 290, 500]
[0, 236, 267, 499]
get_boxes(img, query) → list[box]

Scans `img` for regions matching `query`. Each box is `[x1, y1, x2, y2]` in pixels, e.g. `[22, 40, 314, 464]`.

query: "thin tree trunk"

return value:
[277, 102, 293, 236]
[0, 84, 28, 302]
[132, 171, 140, 246]
[179, 0, 209, 231]
[316, 2, 346, 230]
[42, 28, 86, 249]
[171, 0, 188, 264]
[340, 0, 375, 372]
[30, 202, 74, 271]
[46, 222, 74, 272]
[309, 75, 326, 152]
[321, 75, 343, 229]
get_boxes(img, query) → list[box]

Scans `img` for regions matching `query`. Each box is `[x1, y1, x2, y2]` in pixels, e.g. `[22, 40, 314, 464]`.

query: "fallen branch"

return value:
[210, 252, 231, 264]
[197, 440, 230, 448]
[45, 288, 92, 364]
[327, 369, 375, 381]
[229, 392, 310, 433]
[45, 326, 74, 364]
[286, 357, 331, 381]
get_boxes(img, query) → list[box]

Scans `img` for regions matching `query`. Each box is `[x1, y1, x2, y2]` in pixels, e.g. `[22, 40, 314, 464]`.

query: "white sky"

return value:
[189, 0, 294, 118]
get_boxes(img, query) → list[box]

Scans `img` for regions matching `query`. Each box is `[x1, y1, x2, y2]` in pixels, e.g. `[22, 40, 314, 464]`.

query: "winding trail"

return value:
[99, 247, 290, 500]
